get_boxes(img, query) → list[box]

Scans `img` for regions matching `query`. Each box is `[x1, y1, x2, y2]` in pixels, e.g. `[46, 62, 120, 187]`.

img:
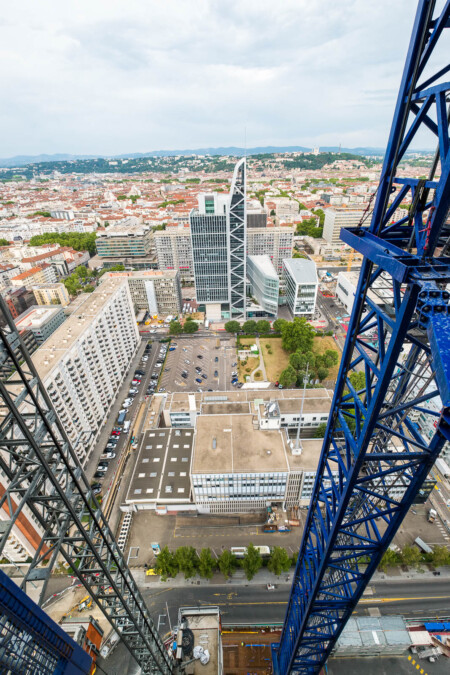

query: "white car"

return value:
[150, 329, 157, 333]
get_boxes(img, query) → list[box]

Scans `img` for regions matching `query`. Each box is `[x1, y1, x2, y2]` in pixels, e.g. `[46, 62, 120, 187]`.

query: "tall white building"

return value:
[153, 228, 194, 283]
[282, 259, 318, 317]
[32, 278, 139, 467]
[246, 255, 279, 318]
[323, 208, 365, 246]
[246, 226, 294, 276]
[102, 270, 182, 317]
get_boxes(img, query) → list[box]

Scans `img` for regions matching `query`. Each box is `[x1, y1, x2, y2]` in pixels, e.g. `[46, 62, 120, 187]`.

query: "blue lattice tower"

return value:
[272, 1, 450, 672]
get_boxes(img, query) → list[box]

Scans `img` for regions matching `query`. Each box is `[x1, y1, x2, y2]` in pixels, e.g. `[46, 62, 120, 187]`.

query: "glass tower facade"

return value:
[190, 159, 247, 319]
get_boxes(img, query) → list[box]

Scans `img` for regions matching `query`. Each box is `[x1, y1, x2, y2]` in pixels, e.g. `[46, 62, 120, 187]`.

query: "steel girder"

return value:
[0, 300, 174, 674]
[272, 1, 450, 673]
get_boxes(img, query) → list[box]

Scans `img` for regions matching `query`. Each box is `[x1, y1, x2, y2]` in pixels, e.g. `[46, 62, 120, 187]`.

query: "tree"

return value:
[378, 548, 400, 571]
[154, 546, 178, 578]
[317, 367, 329, 382]
[217, 550, 237, 579]
[76, 266, 88, 278]
[289, 350, 306, 371]
[430, 545, 450, 567]
[0, 238, 10, 246]
[279, 365, 297, 388]
[224, 320, 240, 333]
[324, 349, 339, 367]
[348, 371, 366, 391]
[183, 321, 198, 334]
[315, 422, 327, 438]
[242, 319, 257, 334]
[175, 546, 198, 579]
[198, 548, 216, 579]
[242, 543, 262, 580]
[281, 317, 315, 353]
[84, 285, 95, 293]
[169, 321, 183, 335]
[268, 547, 291, 576]
[272, 318, 287, 333]
[400, 545, 422, 567]
[256, 320, 271, 333]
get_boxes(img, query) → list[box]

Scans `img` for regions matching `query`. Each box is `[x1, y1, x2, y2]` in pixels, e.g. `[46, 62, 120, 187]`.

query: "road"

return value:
[141, 578, 450, 633]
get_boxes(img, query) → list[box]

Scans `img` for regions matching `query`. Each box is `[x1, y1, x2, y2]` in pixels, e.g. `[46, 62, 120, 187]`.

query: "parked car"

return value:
[232, 362, 237, 367]
[93, 471, 105, 479]
[131, 380, 141, 386]
[135, 370, 145, 376]
[231, 371, 237, 377]
[197, 355, 203, 359]
[111, 430, 121, 436]
[123, 401, 132, 408]
[215, 357, 219, 362]
[151, 542, 161, 556]
[195, 366, 202, 373]
[275, 381, 279, 387]
[181, 372, 188, 379]
[195, 378, 202, 384]
[201, 373, 207, 379]
[214, 370, 218, 377]
[185, 359, 190, 364]
[237, 383, 244, 388]
[96, 466, 108, 473]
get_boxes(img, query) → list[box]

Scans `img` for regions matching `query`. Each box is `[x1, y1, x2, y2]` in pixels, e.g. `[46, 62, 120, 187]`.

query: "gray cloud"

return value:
[0, 0, 433, 156]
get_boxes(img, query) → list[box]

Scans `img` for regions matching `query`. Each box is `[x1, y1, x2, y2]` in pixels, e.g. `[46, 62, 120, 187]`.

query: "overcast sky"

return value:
[0, 1, 433, 157]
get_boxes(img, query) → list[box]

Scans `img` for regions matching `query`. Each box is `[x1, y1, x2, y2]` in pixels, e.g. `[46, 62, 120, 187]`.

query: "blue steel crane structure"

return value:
[272, 1, 450, 672]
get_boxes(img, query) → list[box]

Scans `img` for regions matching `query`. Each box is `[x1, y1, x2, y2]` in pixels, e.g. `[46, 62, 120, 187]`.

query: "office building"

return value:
[246, 255, 279, 318]
[283, 258, 318, 317]
[96, 217, 154, 267]
[153, 228, 194, 283]
[15, 305, 66, 345]
[102, 270, 182, 317]
[31, 278, 139, 468]
[190, 159, 246, 321]
[246, 226, 294, 276]
[33, 282, 70, 307]
[323, 208, 365, 245]
[125, 388, 332, 514]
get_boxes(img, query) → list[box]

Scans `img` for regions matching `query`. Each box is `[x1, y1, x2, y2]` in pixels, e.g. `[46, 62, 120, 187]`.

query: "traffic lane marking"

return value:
[358, 594, 450, 603]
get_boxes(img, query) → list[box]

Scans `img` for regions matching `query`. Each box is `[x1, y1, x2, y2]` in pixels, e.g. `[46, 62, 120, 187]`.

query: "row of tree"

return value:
[169, 318, 199, 335]
[224, 319, 272, 334]
[154, 544, 293, 581]
[379, 544, 450, 570]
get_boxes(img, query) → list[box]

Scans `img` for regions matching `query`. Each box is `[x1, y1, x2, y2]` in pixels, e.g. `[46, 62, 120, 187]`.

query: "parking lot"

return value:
[158, 336, 237, 393]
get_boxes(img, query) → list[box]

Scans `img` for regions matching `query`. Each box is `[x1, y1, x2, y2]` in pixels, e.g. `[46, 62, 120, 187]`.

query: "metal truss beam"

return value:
[0, 300, 174, 674]
[273, 1, 450, 672]
[228, 157, 247, 319]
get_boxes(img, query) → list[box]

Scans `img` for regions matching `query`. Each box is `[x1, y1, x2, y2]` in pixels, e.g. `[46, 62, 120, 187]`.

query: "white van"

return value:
[123, 421, 131, 434]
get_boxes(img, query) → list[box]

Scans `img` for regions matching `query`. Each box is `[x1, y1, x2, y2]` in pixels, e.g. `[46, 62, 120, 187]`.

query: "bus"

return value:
[230, 547, 247, 559]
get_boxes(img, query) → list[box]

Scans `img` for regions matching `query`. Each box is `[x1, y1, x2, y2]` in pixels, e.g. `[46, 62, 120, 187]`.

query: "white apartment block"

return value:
[323, 208, 365, 245]
[32, 278, 139, 467]
[33, 283, 70, 307]
[283, 259, 318, 317]
[102, 270, 182, 317]
[153, 228, 194, 283]
[247, 226, 294, 276]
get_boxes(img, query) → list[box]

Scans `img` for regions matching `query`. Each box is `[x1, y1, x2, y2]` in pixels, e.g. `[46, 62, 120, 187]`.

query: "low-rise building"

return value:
[246, 255, 279, 318]
[11, 264, 58, 289]
[282, 258, 318, 317]
[14, 305, 66, 345]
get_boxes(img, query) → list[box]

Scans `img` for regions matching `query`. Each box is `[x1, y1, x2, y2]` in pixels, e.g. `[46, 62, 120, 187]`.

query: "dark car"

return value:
[181, 372, 188, 379]
[201, 373, 207, 379]
[197, 355, 203, 359]
[215, 357, 219, 362]
[195, 378, 202, 384]
[93, 471, 106, 479]
[214, 370, 218, 377]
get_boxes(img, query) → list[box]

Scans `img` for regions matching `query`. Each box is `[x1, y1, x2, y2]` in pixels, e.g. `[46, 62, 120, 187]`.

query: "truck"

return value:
[117, 410, 127, 426]
[205, 320, 210, 329]
[230, 547, 247, 559]
[435, 456, 450, 480]
[254, 545, 271, 558]
[278, 525, 291, 533]
[263, 525, 277, 533]
[414, 536, 432, 554]
[428, 508, 437, 523]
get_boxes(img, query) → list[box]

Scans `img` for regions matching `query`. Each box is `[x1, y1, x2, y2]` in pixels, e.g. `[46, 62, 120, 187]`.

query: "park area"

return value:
[258, 336, 341, 385]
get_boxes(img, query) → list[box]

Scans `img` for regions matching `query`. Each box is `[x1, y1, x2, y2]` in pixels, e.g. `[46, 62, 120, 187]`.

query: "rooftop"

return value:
[126, 428, 194, 504]
[96, 217, 150, 237]
[31, 278, 128, 380]
[15, 305, 63, 330]
[192, 414, 289, 474]
[283, 258, 318, 284]
[247, 254, 278, 279]
[103, 269, 178, 281]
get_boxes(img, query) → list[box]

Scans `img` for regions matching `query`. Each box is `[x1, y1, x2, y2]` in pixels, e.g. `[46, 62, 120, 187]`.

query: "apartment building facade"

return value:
[96, 218, 153, 264]
[153, 228, 194, 283]
[322, 208, 365, 245]
[15, 305, 66, 345]
[102, 270, 182, 317]
[32, 278, 139, 468]
[246, 226, 294, 276]
[11, 264, 58, 289]
[33, 283, 70, 307]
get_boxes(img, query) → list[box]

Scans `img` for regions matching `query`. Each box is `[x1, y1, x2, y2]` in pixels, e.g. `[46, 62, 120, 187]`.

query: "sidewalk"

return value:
[132, 564, 450, 590]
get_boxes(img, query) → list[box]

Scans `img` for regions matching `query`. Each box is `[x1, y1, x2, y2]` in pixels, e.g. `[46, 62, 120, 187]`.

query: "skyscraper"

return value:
[190, 158, 246, 321]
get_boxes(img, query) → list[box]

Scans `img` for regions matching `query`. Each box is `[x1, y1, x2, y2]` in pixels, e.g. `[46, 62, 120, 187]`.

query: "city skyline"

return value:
[0, 0, 430, 156]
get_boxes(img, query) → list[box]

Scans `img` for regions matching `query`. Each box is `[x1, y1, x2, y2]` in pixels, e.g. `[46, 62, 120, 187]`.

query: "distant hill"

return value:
[0, 145, 433, 168]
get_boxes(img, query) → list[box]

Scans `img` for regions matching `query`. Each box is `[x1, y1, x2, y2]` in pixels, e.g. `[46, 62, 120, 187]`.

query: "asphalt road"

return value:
[141, 578, 450, 634]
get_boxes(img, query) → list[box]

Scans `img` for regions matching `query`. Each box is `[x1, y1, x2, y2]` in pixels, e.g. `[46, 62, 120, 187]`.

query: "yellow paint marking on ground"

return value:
[411, 659, 415, 665]
[358, 594, 450, 604]
[408, 655, 412, 661]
